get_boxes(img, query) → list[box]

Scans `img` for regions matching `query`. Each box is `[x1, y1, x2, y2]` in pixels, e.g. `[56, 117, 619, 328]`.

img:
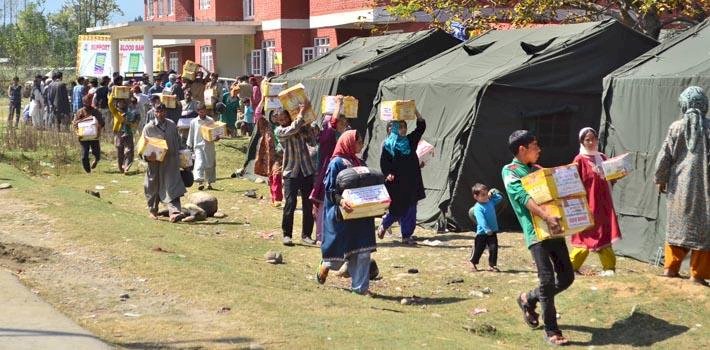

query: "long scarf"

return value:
[331, 130, 361, 167]
[678, 86, 708, 153]
[383, 122, 411, 156]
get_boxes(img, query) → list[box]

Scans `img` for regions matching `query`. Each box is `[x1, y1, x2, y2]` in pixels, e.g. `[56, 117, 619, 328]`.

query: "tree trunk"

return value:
[639, 8, 662, 39]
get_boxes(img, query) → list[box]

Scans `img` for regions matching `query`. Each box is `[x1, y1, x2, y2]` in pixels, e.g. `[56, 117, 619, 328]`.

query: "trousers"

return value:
[526, 239, 575, 332]
[569, 246, 616, 271]
[80, 140, 101, 173]
[381, 204, 417, 239]
[469, 233, 498, 266]
[282, 174, 314, 239]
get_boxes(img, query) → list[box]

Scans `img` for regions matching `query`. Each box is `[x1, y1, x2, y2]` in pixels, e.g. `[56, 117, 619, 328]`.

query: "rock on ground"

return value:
[188, 192, 218, 217]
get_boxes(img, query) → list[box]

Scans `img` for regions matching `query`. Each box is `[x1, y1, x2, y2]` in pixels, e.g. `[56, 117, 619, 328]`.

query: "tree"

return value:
[381, 0, 710, 39]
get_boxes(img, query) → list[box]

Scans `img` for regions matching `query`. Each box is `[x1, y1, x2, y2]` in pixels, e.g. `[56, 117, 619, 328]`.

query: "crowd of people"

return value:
[5, 66, 708, 345]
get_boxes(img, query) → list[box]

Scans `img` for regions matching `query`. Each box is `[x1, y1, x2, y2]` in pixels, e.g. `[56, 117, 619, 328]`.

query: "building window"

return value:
[302, 47, 315, 63]
[314, 37, 330, 57]
[243, 0, 254, 19]
[157, 0, 163, 16]
[200, 0, 210, 10]
[167, 0, 173, 15]
[251, 50, 262, 75]
[262, 40, 276, 74]
[168, 52, 179, 72]
[200, 45, 213, 72]
[147, 0, 154, 18]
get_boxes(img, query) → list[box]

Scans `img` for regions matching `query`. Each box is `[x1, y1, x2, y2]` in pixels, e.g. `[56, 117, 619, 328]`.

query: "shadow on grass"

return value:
[377, 241, 470, 249]
[186, 221, 245, 226]
[374, 294, 468, 305]
[0, 327, 101, 340]
[115, 336, 253, 350]
[562, 311, 689, 347]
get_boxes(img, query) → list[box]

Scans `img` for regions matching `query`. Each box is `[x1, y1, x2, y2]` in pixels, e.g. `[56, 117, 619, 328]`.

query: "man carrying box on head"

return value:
[501, 130, 574, 346]
[142, 103, 187, 223]
[276, 103, 318, 247]
[187, 102, 218, 191]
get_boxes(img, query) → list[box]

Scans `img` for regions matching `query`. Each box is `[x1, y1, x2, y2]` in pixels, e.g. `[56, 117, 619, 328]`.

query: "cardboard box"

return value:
[265, 96, 282, 110]
[602, 153, 633, 181]
[200, 121, 227, 141]
[177, 118, 192, 130]
[277, 83, 317, 123]
[76, 117, 98, 141]
[112, 86, 131, 99]
[266, 82, 287, 97]
[204, 88, 215, 108]
[137, 136, 168, 162]
[532, 196, 594, 240]
[161, 94, 177, 108]
[380, 100, 416, 121]
[321, 96, 359, 118]
[340, 184, 391, 220]
[521, 164, 586, 204]
[416, 140, 435, 166]
[183, 60, 197, 81]
[179, 149, 193, 169]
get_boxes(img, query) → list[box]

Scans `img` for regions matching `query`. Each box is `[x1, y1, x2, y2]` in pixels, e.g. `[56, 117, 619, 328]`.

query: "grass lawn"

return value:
[0, 114, 708, 349]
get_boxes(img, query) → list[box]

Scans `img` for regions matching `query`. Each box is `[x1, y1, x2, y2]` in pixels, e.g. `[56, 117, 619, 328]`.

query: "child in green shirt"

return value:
[501, 130, 574, 346]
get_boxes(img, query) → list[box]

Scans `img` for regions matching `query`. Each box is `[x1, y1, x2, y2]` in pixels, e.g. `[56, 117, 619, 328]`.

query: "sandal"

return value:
[691, 278, 709, 287]
[543, 330, 569, 346]
[517, 293, 540, 328]
[316, 261, 328, 285]
[376, 225, 386, 239]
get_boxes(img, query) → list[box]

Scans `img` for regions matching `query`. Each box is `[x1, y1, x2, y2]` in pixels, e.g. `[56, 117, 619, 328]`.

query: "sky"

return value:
[43, 0, 143, 23]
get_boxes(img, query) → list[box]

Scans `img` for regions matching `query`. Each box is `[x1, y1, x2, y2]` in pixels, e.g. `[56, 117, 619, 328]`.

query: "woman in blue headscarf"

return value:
[655, 86, 710, 286]
[378, 110, 426, 245]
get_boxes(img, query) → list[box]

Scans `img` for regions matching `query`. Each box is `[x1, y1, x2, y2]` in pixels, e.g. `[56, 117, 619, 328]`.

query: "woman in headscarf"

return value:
[569, 127, 622, 276]
[221, 87, 240, 137]
[316, 130, 375, 296]
[655, 86, 710, 286]
[310, 96, 350, 245]
[377, 111, 426, 245]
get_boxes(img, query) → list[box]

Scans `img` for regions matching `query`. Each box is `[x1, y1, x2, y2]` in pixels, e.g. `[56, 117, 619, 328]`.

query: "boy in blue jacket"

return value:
[469, 183, 503, 272]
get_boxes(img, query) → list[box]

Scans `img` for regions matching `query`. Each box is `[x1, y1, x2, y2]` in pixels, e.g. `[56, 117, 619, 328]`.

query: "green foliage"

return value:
[0, 0, 123, 70]
[382, 0, 710, 39]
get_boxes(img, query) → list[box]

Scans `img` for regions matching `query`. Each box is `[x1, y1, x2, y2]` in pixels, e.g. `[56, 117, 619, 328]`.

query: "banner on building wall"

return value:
[76, 35, 165, 77]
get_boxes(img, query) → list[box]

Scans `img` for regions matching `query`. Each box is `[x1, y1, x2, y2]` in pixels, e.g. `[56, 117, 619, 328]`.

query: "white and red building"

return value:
[88, 0, 429, 79]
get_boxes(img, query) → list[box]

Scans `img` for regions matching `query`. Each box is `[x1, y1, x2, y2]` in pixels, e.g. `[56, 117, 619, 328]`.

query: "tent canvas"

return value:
[364, 20, 658, 232]
[274, 29, 460, 131]
[239, 29, 459, 178]
[599, 18, 710, 263]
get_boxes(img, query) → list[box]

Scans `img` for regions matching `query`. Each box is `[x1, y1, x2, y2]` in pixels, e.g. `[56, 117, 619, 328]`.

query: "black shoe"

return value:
[91, 160, 99, 169]
[230, 172, 237, 178]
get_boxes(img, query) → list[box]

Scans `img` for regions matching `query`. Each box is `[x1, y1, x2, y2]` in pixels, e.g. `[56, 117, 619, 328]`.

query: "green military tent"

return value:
[238, 29, 459, 177]
[363, 20, 658, 231]
[599, 18, 710, 263]
[274, 29, 460, 131]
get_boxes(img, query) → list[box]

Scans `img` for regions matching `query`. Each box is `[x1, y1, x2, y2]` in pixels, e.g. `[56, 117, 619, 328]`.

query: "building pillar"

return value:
[110, 37, 120, 76]
[143, 31, 154, 82]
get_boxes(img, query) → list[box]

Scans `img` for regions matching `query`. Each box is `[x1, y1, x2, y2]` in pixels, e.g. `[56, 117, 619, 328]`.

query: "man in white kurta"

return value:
[187, 102, 217, 190]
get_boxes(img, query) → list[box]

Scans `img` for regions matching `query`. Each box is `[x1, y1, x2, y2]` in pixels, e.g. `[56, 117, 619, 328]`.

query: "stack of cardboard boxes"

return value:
[521, 164, 594, 240]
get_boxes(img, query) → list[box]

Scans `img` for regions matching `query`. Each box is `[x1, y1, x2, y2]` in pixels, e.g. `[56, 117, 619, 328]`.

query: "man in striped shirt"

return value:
[276, 104, 318, 246]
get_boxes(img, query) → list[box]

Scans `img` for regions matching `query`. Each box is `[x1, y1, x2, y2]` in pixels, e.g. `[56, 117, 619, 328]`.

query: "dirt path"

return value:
[0, 270, 110, 350]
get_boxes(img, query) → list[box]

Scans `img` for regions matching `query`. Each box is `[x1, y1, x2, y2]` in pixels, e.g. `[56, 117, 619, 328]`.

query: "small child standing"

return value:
[269, 160, 283, 207]
[469, 184, 503, 272]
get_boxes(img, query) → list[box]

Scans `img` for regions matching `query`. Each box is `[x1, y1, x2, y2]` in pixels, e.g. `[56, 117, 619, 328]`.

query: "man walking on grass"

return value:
[142, 103, 186, 223]
[7, 77, 23, 128]
[275, 103, 317, 246]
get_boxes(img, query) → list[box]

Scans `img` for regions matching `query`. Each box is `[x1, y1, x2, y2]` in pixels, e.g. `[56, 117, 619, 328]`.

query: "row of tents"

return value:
[248, 18, 709, 263]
